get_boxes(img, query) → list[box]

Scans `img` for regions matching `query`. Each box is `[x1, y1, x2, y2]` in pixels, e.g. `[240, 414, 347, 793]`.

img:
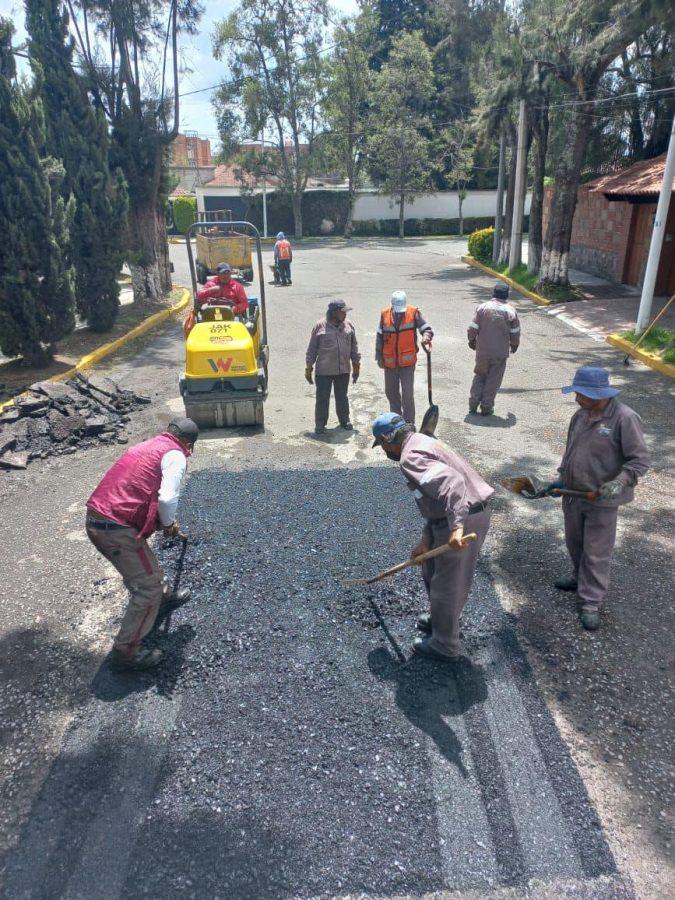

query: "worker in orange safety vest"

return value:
[375, 290, 433, 425]
[274, 232, 293, 285]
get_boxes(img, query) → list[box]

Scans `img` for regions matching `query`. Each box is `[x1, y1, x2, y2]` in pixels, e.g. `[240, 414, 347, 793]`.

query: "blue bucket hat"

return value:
[561, 366, 619, 400]
[372, 412, 406, 447]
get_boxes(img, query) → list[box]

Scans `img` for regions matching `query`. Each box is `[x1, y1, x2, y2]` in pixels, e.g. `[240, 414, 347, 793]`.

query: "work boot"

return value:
[416, 612, 432, 634]
[341, 422, 354, 430]
[580, 607, 600, 631]
[412, 637, 460, 663]
[480, 406, 494, 417]
[315, 425, 326, 435]
[554, 577, 578, 592]
[162, 587, 191, 610]
[110, 646, 164, 671]
[468, 404, 478, 414]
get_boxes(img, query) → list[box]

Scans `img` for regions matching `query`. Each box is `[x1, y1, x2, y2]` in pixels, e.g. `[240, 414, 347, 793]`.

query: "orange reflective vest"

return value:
[381, 306, 419, 368]
[276, 239, 292, 260]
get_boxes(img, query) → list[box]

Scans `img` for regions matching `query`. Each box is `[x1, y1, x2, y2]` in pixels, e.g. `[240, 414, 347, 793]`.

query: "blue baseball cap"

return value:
[216, 262, 232, 274]
[372, 412, 406, 447]
[561, 366, 619, 400]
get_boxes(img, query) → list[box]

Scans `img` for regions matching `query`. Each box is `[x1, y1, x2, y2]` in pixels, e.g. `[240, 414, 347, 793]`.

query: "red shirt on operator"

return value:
[196, 263, 248, 316]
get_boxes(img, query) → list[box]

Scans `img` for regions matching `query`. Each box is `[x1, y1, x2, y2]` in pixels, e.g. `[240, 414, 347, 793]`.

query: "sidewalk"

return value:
[523, 245, 674, 342]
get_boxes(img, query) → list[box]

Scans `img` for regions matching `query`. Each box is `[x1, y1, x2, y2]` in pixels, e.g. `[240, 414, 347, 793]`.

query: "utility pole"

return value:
[635, 113, 675, 334]
[261, 127, 268, 239]
[493, 131, 506, 263]
[509, 100, 527, 271]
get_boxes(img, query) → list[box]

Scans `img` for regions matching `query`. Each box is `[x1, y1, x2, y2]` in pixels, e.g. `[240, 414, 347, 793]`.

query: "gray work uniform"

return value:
[468, 299, 520, 411]
[86, 510, 166, 652]
[558, 398, 649, 610]
[400, 432, 494, 657]
[376, 309, 433, 425]
[306, 317, 361, 428]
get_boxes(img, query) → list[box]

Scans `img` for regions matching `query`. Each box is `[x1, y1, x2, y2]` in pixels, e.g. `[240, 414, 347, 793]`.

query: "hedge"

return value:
[351, 217, 498, 237]
[172, 195, 197, 234]
[467, 226, 495, 262]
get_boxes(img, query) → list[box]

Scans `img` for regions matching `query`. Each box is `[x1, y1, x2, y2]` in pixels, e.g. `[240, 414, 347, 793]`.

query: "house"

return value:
[543, 154, 675, 295]
[171, 132, 213, 167]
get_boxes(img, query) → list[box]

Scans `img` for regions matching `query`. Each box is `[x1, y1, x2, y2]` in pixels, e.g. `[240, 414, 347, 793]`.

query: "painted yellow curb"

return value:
[461, 255, 551, 307]
[0, 288, 191, 413]
[606, 334, 675, 379]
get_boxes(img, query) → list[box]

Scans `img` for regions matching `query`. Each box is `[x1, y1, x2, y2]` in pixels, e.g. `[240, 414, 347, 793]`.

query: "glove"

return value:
[599, 479, 623, 501]
[544, 479, 563, 495]
[305, 365, 313, 385]
[352, 363, 360, 384]
[468, 340, 476, 350]
[511, 345, 518, 354]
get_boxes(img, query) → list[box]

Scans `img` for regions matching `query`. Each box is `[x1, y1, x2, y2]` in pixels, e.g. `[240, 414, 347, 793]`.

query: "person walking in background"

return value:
[305, 300, 360, 434]
[376, 290, 433, 425]
[542, 366, 649, 631]
[274, 232, 293, 285]
[467, 282, 520, 417]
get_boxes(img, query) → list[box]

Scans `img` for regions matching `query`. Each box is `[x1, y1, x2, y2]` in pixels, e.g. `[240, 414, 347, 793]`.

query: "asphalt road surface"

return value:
[1, 238, 672, 898]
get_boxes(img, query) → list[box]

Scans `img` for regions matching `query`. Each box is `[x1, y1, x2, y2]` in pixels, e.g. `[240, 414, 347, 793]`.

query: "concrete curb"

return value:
[461, 255, 552, 307]
[606, 334, 675, 379]
[0, 288, 191, 412]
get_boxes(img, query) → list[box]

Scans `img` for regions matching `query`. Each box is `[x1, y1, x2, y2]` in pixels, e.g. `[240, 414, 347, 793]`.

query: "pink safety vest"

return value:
[87, 433, 189, 537]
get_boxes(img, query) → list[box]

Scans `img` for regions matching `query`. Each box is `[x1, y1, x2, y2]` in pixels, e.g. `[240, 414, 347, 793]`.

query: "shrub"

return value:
[467, 226, 494, 262]
[173, 196, 197, 234]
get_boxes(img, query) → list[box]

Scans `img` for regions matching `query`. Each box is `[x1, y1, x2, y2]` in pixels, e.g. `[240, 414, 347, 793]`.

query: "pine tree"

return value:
[0, 19, 75, 365]
[25, 0, 128, 332]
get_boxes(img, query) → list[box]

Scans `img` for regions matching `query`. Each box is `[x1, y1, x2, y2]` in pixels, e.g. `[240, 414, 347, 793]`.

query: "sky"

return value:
[0, 0, 358, 152]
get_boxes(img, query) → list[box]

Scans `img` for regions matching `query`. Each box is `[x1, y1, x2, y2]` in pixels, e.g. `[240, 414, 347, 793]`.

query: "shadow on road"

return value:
[369, 647, 488, 778]
[464, 412, 517, 428]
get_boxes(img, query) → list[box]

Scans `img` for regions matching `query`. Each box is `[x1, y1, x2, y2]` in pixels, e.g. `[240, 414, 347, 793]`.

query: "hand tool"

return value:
[501, 475, 597, 501]
[347, 535, 478, 586]
[623, 294, 673, 365]
[420, 344, 439, 437]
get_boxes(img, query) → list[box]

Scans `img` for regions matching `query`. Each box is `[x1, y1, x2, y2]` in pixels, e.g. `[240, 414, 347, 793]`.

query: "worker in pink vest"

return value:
[86, 417, 198, 670]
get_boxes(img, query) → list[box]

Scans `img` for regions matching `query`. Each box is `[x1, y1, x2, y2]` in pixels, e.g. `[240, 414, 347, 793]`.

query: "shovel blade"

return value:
[420, 403, 439, 437]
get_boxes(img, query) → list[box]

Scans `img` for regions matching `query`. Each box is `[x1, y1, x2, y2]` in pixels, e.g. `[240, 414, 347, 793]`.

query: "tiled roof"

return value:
[589, 154, 673, 198]
[169, 186, 195, 198]
[203, 163, 348, 191]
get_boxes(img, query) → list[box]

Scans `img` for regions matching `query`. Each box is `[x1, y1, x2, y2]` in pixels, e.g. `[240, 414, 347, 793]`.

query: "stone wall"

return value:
[542, 185, 633, 282]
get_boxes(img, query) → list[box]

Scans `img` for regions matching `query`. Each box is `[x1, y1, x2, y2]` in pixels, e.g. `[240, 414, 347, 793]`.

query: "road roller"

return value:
[180, 220, 269, 428]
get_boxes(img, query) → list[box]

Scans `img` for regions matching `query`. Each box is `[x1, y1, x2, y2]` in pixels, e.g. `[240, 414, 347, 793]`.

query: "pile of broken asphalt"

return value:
[0, 374, 150, 470]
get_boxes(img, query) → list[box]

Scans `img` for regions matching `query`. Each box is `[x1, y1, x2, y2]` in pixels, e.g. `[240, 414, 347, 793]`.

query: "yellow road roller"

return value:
[180, 220, 269, 428]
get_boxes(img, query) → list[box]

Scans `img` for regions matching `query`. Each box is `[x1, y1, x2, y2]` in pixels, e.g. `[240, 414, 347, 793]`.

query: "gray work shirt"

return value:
[375, 309, 433, 362]
[468, 299, 520, 358]
[558, 398, 649, 506]
[306, 317, 361, 376]
[399, 432, 494, 529]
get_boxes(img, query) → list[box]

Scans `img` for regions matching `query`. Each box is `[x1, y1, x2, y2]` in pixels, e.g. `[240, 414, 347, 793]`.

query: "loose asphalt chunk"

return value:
[0, 467, 633, 899]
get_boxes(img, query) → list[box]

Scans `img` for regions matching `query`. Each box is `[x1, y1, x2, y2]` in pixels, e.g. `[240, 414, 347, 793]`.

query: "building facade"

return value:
[171, 133, 212, 167]
[543, 154, 675, 296]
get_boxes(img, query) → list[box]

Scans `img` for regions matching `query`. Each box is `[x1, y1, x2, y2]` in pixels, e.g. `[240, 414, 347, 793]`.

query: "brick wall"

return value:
[542, 185, 633, 282]
[171, 135, 212, 167]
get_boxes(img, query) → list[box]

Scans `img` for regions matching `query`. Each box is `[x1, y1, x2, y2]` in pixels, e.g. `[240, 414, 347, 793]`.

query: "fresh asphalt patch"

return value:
[1, 467, 631, 899]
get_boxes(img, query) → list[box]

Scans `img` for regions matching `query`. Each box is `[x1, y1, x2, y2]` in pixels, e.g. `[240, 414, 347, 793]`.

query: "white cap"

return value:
[391, 290, 407, 313]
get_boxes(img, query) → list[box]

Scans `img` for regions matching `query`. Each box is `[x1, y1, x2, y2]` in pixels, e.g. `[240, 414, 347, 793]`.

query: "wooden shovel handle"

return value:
[348, 534, 478, 586]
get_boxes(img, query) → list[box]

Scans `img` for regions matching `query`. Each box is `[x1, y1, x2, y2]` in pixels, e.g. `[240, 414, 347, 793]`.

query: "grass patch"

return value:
[492, 262, 583, 303]
[619, 327, 675, 365]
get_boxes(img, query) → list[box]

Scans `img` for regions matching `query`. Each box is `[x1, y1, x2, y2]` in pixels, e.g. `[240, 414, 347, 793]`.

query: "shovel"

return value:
[501, 475, 597, 501]
[419, 344, 439, 437]
[347, 535, 477, 586]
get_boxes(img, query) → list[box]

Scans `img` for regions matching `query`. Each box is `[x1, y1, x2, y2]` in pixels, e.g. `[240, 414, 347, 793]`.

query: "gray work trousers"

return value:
[278, 259, 291, 284]
[384, 365, 416, 424]
[563, 497, 618, 610]
[421, 508, 491, 657]
[86, 515, 166, 654]
[469, 355, 507, 411]
[315, 373, 350, 428]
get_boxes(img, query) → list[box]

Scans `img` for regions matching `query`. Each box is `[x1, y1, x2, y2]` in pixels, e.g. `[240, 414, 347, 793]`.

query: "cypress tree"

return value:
[25, 0, 128, 332]
[0, 20, 75, 365]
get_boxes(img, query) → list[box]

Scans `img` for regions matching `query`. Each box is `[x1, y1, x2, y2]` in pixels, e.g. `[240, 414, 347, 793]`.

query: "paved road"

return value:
[1, 239, 671, 897]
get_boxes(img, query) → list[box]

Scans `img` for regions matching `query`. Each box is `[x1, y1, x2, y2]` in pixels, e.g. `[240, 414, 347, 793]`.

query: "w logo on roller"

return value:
[207, 357, 233, 373]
